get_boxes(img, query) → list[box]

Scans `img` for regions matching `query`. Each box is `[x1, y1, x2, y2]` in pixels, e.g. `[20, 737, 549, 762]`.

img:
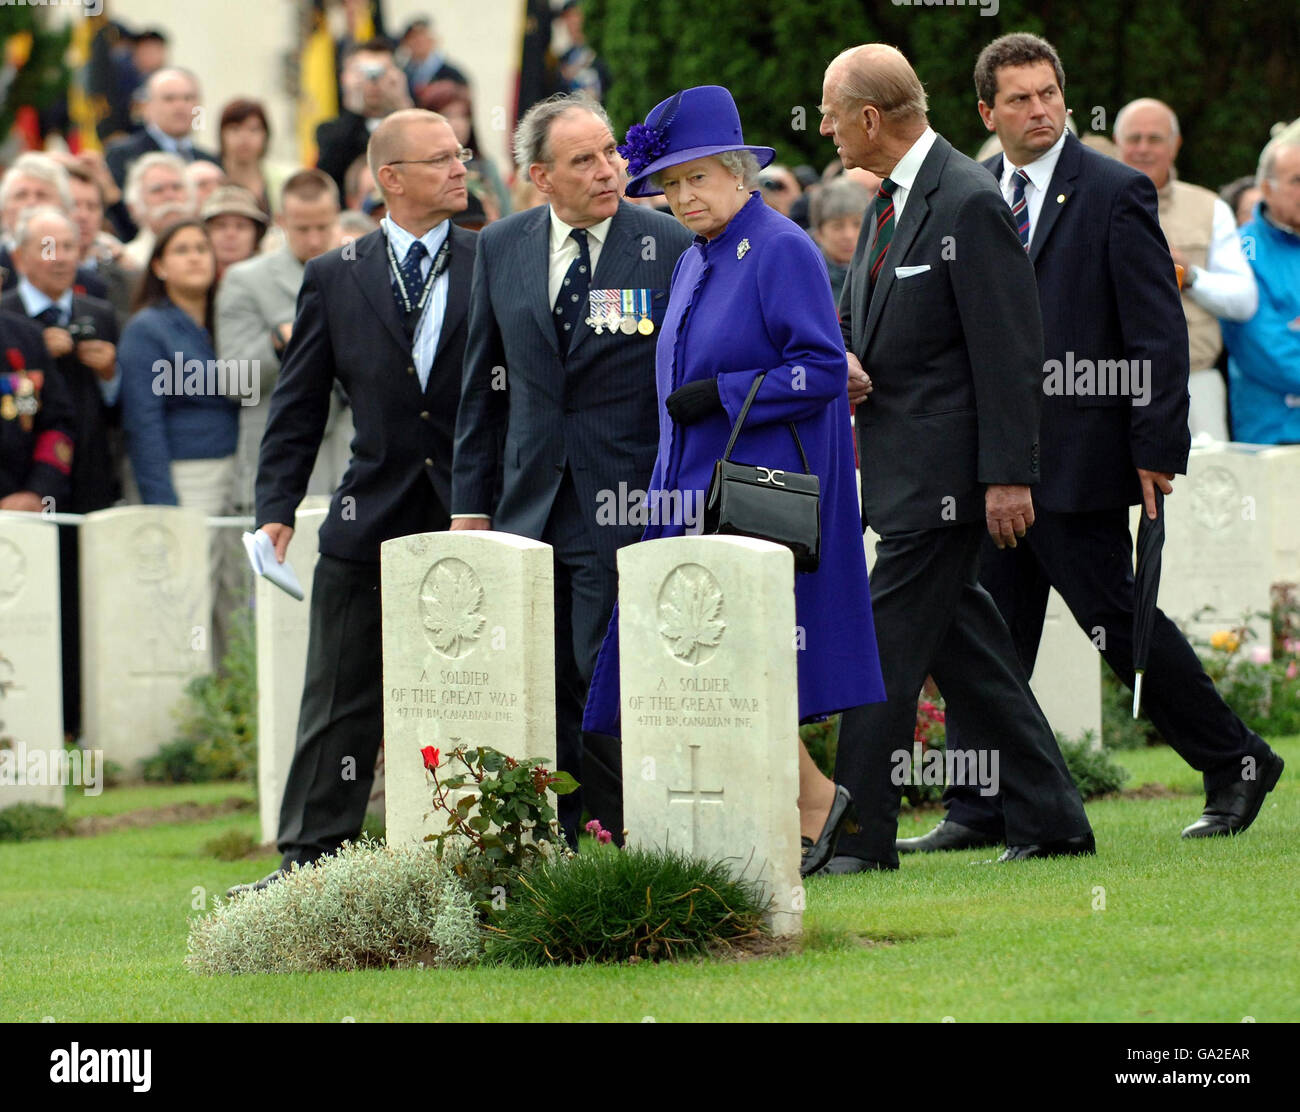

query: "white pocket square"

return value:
[894, 264, 931, 278]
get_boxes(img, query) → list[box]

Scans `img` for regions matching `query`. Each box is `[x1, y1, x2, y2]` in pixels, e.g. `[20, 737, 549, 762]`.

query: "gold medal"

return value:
[637, 317, 654, 336]
[619, 315, 637, 335]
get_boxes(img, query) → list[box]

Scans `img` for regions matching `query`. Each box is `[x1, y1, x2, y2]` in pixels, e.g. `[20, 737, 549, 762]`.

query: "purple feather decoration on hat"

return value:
[618, 123, 669, 178]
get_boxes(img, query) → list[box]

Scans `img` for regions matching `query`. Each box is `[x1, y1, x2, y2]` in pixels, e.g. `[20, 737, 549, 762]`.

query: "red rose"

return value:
[421, 746, 440, 770]
[5, 347, 24, 372]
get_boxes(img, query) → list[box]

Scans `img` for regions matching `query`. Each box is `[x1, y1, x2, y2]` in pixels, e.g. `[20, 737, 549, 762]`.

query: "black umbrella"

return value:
[1132, 490, 1164, 718]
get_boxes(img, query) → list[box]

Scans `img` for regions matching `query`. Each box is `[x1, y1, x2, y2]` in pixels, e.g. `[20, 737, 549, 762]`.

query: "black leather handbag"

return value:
[703, 371, 821, 573]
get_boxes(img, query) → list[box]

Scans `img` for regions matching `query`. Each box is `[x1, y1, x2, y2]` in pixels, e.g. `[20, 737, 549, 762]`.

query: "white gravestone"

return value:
[619, 536, 802, 938]
[0, 514, 64, 810]
[1158, 444, 1275, 656]
[254, 505, 327, 845]
[1258, 446, 1300, 589]
[80, 506, 211, 772]
[381, 531, 556, 849]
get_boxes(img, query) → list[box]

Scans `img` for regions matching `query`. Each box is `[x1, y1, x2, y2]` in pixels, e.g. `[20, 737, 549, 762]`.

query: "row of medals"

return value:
[587, 308, 654, 336]
[1, 374, 40, 427]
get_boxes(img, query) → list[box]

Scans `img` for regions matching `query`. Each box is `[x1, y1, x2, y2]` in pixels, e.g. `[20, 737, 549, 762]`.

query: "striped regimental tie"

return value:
[1011, 167, 1032, 250]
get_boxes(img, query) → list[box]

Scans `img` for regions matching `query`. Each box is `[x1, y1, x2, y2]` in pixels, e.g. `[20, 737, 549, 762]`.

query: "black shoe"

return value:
[896, 819, 1001, 854]
[225, 868, 288, 897]
[820, 855, 898, 874]
[991, 832, 1096, 862]
[1182, 752, 1284, 838]
[800, 785, 857, 878]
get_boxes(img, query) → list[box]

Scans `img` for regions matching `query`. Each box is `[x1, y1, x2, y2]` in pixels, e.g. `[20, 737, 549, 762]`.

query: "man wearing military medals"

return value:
[0, 310, 75, 514]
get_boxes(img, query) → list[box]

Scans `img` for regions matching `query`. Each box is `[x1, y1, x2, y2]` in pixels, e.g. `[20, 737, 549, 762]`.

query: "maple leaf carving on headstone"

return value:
[658, 565, 725, 664]
[421, 561, 487, 657]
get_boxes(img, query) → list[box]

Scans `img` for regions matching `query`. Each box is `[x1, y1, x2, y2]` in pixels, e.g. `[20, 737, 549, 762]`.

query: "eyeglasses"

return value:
[760, 177, 791, 192]
[385, 148, 474, 170]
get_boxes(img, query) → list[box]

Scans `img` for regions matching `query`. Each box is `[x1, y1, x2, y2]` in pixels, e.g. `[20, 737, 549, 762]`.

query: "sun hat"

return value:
[200, 185, 269, 225]
[621, 85, 775, 198]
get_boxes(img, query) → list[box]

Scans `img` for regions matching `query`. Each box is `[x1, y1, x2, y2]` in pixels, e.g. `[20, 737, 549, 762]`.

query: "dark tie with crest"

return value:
[1011, 168, 1032, 250]
[869, 177, 898, 290]
[393, 239, 427, 332]
[554, 228, 590, 358]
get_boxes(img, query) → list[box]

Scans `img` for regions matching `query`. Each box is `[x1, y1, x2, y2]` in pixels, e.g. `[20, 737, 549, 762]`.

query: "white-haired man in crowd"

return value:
[121, 152, 197, 269]
[1116, 97, 1257, 441]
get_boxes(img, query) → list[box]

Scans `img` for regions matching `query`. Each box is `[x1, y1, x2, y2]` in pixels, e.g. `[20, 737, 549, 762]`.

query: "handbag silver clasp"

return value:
[756, 467, 786, 486]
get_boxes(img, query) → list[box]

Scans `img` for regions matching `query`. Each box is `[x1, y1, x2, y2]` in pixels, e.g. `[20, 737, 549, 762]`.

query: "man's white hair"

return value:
[1257, 136, 1299, 187]
[0, 154, 73, 228]
[13, 204, 78, 250]
[125, 151, 194, 215]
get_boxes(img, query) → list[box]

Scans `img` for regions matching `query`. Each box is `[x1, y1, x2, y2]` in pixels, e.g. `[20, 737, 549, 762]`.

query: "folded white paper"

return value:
[242, 530, 304, 600]
[894, 264, 932, 278]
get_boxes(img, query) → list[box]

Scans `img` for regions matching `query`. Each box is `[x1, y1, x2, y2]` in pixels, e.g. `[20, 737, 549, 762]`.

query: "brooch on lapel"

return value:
[737, 238, 751, 260]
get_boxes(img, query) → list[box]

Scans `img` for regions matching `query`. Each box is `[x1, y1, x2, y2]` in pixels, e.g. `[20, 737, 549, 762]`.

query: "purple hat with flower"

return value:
[620, 85, 776, 198]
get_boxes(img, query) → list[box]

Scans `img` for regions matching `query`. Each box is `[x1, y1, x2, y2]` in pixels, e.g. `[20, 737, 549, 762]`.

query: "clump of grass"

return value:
[186, 839, 480, 974]
[486, 846, 768, 966]
[1060, 731, 1130, 799]
[201, 829, 257, 861]
[0, 803, 71, 842]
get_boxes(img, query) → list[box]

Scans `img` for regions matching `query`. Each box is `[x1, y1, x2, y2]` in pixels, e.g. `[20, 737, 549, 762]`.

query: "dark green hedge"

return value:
[587, 0, 1298, 190]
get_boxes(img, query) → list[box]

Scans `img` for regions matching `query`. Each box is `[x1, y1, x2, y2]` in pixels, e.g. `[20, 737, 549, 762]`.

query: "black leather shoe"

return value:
[820, 855, 898, 874]
[800, 785, 857, 878]
[1182, 752, 1284, 838]
[992, 832, 1096, 862]
[896, 819, 1001, 854]
[225, 868, 289, 897]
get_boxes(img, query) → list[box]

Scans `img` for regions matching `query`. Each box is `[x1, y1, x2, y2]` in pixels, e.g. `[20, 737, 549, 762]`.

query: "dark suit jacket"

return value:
[0, 245, 106, 304]
[256, 223, 476, 562]
[315, 111, 373, 198]
[102, 129, 220, 240]
[0, 290, 120, 512]
[452, 201, 693, 570]
[0, 308, 76, 505]
[840, 132, 1044, 535]
[984, 134, 1191, 512]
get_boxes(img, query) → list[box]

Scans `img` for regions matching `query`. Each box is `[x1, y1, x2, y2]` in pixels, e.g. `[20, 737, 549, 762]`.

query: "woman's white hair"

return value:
[651, 149, 761, 190]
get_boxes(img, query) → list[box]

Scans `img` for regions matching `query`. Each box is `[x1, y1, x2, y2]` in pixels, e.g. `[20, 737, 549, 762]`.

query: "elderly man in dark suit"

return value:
[2, 205, 119, 742]
[906, 34, 1283, 857]
[819, 44, 1093, 873]
[102, 69, 220, 242]
[228, 109, 475, 894]
[452, 94, 693, 844]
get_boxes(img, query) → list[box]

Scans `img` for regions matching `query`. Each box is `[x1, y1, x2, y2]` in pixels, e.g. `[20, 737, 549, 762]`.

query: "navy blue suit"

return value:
[942, 132, 1274, 836]
[453, 200, 692, 841]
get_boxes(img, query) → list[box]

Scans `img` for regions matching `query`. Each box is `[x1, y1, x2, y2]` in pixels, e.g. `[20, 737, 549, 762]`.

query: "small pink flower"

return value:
[597, 829, 613, 845]
[585, 819, 603, 836]
[1249, 645, 1271, 664]
[1287, 660, 1297, 680]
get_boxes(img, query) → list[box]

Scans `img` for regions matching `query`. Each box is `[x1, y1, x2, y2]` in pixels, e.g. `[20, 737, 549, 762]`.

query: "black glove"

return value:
[665, 378, 723, 426]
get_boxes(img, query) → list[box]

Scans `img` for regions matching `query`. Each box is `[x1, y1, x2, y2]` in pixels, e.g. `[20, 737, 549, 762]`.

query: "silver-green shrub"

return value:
[187, 839, 481, 974]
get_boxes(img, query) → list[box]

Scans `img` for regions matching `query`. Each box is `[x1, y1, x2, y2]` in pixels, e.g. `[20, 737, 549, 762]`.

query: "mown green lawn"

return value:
[2, 738, 1296, 1022]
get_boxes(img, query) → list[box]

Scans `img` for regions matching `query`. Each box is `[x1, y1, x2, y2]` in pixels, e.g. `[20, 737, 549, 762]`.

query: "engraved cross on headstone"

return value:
[667, 743, 724, 854]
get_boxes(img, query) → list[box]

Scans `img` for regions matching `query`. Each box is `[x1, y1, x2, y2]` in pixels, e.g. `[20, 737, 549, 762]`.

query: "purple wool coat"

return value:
[583, 193, 885, 735]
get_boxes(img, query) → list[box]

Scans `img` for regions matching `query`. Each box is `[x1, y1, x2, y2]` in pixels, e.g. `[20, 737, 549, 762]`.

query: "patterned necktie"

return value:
[869, 178, 899, 288]
[1011, 168, 1032, 250]
[37, 305, 63, 327]
[393, 239, 428, 327]
[554, 228, 590, 357]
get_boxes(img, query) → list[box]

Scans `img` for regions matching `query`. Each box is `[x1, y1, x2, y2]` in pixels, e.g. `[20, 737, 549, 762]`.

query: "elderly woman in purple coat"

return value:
[583, 86, 886, 877]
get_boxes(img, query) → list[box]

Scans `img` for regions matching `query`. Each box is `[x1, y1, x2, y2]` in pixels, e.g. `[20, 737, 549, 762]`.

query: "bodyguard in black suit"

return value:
[819, 44, 1092, 872]
[909, 34, 1283, 854]
[231, 110, 475, 893]
[452, 95, 693, 843]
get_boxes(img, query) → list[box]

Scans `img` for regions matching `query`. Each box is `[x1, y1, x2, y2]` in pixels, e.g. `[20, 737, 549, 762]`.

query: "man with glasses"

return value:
[230, 109, 475, 894]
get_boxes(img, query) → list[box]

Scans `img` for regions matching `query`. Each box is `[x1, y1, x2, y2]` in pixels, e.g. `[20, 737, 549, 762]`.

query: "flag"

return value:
[298, 0, 338, 167]
[514, 0, 555, 132]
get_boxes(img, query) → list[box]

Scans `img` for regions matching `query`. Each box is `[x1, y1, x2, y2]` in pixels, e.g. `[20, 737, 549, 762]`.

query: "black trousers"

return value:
[943, 507, 1275, 835]
[58, 524, 81, 738]
[544, 470, 622, 845]
[276, 554, 383, 869]
[834, 522, 1091, 866]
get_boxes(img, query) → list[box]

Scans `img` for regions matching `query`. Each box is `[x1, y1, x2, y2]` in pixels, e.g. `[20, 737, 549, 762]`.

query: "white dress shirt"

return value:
[998, 127, 1069, 249]
[1185, 197, 1258, 322]
[547, 207, 612, 309]
[16, 275, 120, 406]
[885, 126, 938, 224]
[381, 214, 451, 390]
[145, 122, 194, 158]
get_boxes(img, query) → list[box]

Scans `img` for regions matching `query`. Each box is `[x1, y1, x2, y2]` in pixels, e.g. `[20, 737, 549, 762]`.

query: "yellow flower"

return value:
[1209, 631, 1240, 653]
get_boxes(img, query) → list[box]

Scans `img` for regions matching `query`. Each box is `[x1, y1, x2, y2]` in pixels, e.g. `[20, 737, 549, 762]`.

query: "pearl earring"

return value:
[736, 182, 744, 190]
